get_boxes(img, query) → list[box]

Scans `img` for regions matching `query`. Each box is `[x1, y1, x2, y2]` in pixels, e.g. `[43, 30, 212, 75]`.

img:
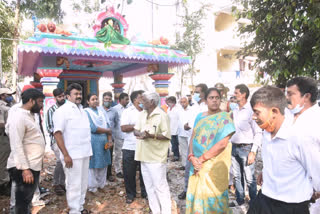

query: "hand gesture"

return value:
[22, 169, 34, 184]
[247, 151, 256, 165]
[190, 157, 202, 172]
[184, 123, 191, 131]
[64, 154, 73, 168]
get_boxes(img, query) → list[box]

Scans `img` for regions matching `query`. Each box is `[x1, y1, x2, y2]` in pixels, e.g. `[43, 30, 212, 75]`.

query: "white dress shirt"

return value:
[7, 107, 45, 171]
[121, 105, 140, 151]
[291, 104, 320, 191]
[53, 101, 92, 160]
[230, 101, 262, 152]
[167, 105, 180, 136]
[262, 111, 320, 203]
[178, 106, 193, 138]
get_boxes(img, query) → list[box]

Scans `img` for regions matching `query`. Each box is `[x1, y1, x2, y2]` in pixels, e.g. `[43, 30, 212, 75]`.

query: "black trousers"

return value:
[170, 135, 179, 158]
[247, 190, 310, 214]
[107, 146, 113, 178]
[122, 149, 146, 199]
[9, 167, 40, 214]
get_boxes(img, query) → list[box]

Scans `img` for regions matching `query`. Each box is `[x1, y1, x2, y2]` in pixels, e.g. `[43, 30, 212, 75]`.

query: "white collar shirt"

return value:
[167, 105, 180, 136]
[53, 101, 92, 160]
[7, 108, 45, 171]
[121, 105, 141, 151]
[178, 106, 193, 138]
[6, 102, 41, 135]
[230, 101, 262, 153]
[262, 113, 319, 202]
[291, 104, 320, 191]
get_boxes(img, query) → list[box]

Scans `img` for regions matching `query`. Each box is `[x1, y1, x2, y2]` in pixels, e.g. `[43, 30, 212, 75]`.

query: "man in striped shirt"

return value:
[45, 88, 66, 195]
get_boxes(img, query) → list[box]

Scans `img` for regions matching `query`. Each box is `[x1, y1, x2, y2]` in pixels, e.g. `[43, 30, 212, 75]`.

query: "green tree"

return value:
[1, 0, 63, 88]
[0, 1, 15, 86]
[235, 0, 320, 85]
[172, 3, 210, 93]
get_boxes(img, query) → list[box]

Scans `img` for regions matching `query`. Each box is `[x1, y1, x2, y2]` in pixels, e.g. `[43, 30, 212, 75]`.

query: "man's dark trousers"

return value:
[9, 167, 40, 214]
[122, 149, 146, 199]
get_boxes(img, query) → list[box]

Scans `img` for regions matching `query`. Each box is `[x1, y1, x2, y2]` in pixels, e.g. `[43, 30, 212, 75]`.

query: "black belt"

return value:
[233, 143, 252, 147]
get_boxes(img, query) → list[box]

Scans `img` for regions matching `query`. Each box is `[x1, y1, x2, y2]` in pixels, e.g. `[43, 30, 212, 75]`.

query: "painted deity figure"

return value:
[96, 19, 130, 45]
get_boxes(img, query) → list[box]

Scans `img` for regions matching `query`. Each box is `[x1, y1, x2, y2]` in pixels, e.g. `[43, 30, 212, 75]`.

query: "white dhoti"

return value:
[63, 157, 89, 214]
[114, 139, 124, 174]
[141, 162, 171, 214]
[178, 136, 189, 167]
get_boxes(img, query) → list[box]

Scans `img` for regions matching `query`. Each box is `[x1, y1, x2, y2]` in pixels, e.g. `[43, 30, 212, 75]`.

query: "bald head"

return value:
[180, 97, 188, 109]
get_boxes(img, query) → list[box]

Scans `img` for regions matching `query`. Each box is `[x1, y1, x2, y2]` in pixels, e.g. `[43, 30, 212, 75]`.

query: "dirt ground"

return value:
[0, 150, 262, 214]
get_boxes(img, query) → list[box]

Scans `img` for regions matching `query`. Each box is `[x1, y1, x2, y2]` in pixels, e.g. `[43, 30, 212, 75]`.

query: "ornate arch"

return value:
[92, 7, 129, 37]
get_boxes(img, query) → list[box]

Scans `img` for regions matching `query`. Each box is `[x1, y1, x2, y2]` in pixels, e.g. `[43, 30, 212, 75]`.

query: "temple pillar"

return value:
[111, 73, 125, 101]
[148, 64, 174, 105]
[37, 68, 63, 111]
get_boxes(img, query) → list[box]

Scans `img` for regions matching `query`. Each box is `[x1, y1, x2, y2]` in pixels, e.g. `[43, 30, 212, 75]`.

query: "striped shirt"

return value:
[46, 104, 58, 145]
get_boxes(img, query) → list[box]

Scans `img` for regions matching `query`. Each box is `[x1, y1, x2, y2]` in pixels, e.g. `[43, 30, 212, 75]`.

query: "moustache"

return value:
[287, 100, 292, 105]
[76, 98, 82, 101]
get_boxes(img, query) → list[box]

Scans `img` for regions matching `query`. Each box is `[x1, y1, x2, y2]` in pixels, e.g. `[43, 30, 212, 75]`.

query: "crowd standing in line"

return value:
[0, 76, 319, 214]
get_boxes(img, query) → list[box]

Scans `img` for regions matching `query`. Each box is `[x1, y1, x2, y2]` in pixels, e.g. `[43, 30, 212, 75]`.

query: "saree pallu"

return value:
[186, 112, 235, 214]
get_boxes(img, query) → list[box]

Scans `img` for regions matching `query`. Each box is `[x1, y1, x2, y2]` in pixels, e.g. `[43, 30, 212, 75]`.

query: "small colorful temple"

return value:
[18, 7, 190, 109]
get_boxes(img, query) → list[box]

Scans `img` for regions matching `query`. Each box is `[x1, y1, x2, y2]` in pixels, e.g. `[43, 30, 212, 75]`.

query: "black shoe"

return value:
[116, 172, 124, 178]
[126, 197, 134, 204]
[141, 193, 148, 199]
[179, 166, 185, 170]
[229, 201, 244, 207]
[107, 176, 115, 182]
[172, 156, 179, 162]
[178, 191, 186, 200]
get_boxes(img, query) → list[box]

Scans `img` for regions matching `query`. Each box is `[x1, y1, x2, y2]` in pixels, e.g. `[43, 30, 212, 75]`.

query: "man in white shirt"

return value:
[166, 96, 180, 161]
[248, 85, 320, 214]
[230, 84, 262, 207]
[177, 97, 192, 168]
[177, 96, 194, 200]
[121, 90, 147, 204]
[286, 77, 320, 214]
[193, 83, 208, 112]
[45, 88, 66, 196]
[112, 92, 129, 178]
[7, 88, 45, 214]
[53, 83, 92, 214]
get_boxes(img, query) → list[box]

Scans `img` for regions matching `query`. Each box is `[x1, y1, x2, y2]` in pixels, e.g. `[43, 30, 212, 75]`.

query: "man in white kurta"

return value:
[53, 83, 92, 214]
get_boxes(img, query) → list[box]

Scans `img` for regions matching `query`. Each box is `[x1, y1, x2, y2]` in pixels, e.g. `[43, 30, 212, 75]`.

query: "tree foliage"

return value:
[172, 3, 210, 91]
[19, 0, 64, 23]
[0, 0, 63, 87]
[0, 2, 15, 75]
[235, 0, 320, 85]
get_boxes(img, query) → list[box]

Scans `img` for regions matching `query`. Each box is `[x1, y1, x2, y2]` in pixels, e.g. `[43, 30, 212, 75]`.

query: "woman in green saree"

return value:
[96, 19, 130, 45]
[186, 88, 236, 214]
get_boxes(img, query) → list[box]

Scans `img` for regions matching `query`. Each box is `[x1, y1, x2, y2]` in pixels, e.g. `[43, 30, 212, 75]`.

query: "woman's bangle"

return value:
[187, 153, 194, 161]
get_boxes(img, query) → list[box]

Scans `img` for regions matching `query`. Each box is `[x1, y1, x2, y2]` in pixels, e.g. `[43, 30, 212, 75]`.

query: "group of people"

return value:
[0, 76, 319, 214]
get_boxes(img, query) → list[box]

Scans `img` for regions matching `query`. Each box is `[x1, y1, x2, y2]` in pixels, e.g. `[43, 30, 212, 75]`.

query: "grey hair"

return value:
[180, 96, 188, 101]
[143, 91, 160, 106]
